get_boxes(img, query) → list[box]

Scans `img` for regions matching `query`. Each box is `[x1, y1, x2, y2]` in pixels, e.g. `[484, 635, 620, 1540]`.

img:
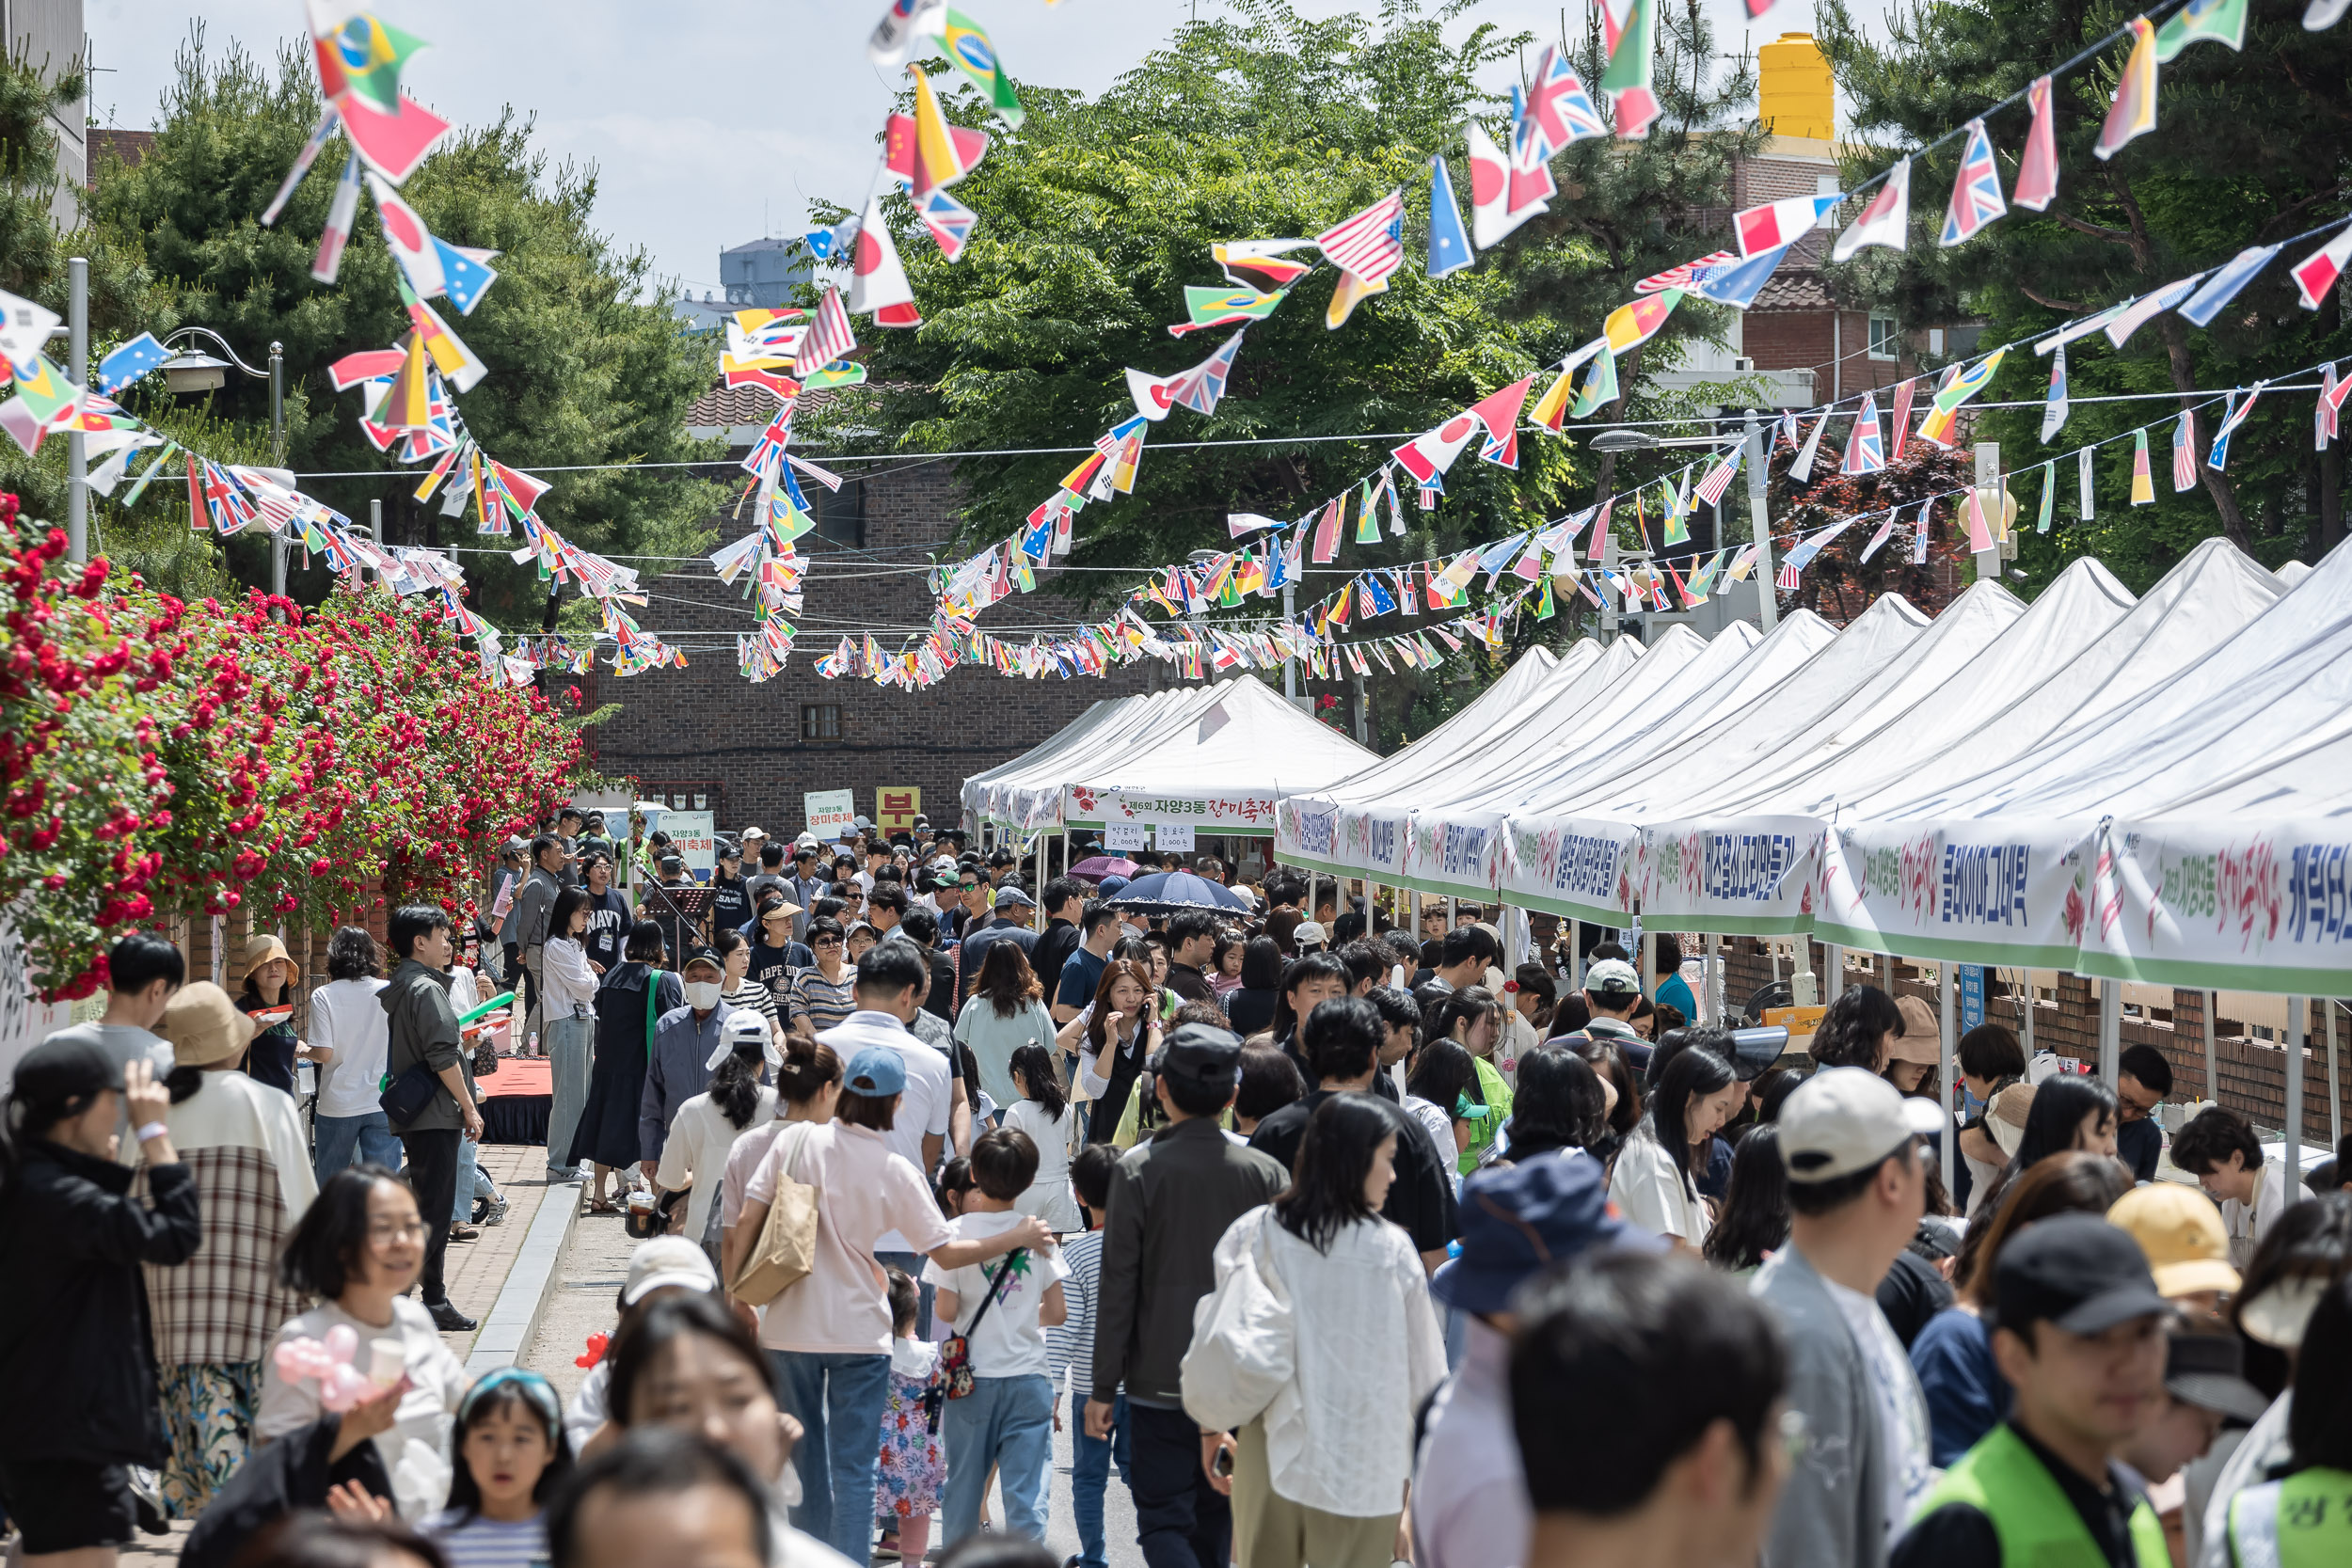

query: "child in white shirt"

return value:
[924, 1127, 1069, 1544]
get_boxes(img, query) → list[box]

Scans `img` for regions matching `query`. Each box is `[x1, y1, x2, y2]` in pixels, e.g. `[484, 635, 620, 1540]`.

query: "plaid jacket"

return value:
[141, 1146, 307, 1366]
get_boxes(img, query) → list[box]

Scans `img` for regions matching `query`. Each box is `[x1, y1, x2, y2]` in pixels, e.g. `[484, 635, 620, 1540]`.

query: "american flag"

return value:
[1694, 445, 1743, 505]
[1315, 189, 1406, 286]
[2207, 386, 2263, 471]
[1775, 560, 1803, 590]
[796, 287, 856, 376]
[2170, 412, 2198, 491]
[1635, 250, 1739, 294]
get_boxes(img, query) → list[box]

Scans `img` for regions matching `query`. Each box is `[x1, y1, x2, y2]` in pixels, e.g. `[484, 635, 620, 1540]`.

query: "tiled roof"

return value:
[684, 377, 923, 428]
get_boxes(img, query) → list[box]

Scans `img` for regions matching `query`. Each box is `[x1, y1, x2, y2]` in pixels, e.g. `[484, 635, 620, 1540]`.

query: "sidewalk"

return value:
[115, 1145, 574, 1568]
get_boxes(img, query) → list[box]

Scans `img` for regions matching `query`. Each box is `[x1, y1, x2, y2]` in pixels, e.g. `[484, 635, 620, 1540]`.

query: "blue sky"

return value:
[88, 1, 1839, 299]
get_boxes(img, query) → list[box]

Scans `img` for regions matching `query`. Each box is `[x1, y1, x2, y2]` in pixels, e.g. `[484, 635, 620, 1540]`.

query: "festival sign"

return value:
[1383, 808, 1508, 900]
[1637, 816, 1827, 936]
[1274, 794, 1350, 878]
[1812, 817, 2095, 969]
[1064, 784, 1279, 832]
[876, 786, 922, 835]
[664, 810, 716, 880]
[804, 789, 856, 838]
[1496, 811, 1641, 925]
[2079, 816, 2352, 993]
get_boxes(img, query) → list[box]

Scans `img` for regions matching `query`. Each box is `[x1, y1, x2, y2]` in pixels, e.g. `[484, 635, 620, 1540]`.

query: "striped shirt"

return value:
[1046, 1227, 1107, 1394]
[423, 1510, 548, 1568]
[789, 968, 858, 1035]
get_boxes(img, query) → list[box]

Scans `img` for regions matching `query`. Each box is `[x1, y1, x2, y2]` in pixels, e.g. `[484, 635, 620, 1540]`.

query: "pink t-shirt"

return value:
[722, 1117, 803, 1232]
[744, 1120, 952, 1355]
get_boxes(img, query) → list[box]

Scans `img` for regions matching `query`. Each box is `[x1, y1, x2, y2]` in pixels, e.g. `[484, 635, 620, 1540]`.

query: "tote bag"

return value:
[730, 1122, 821, 1306]
[1180, 1209, 1295, 1432]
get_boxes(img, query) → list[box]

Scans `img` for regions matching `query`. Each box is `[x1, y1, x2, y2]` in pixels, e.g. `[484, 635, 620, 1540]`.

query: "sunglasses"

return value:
[813, 936, 845, 948]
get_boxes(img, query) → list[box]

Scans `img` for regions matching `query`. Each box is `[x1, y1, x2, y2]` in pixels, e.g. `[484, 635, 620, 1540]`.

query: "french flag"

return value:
[1733, 194, 1841, 258]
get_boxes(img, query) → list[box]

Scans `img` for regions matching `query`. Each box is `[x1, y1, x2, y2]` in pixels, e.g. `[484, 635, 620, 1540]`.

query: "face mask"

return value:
[683, 981, 722, 1010]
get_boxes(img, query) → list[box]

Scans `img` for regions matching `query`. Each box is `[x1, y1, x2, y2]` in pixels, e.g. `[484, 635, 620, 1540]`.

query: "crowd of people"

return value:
[5, 811, 2352, 1568]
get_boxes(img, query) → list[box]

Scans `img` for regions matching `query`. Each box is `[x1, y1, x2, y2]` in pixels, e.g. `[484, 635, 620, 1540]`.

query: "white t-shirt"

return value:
[2220, 1161, 2293, 1270]
[310, 977, 392, 1119]
[1607, 1123, 1711, 1244]
[41, 1021, 175, 1162]
[1822, 1276, 1935, 1542]
[258, 1296, 469, 1519]
[818, 1010, 953, 1253]
[923, 1210, 1068, 1379]
[422, 1511, 546, 1568]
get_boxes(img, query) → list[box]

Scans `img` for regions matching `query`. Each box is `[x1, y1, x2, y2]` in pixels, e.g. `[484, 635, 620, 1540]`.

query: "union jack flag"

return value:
[1841, 393, 1885, 475]
[1315, 189, 1406, 286]
[1513, 46, 1608, 163]
[1939, 118, 2008, 248]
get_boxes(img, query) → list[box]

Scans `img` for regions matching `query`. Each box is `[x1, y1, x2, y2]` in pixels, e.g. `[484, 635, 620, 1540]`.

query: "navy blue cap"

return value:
[1431, 1151, 1661, 1316]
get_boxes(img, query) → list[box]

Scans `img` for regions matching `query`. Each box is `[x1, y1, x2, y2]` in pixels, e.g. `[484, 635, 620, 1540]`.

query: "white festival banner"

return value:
[2082, 816, 2352, 992]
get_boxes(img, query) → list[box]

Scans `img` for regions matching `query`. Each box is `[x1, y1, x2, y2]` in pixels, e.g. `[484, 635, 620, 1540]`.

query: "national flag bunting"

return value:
[1637, 251, 1738, 293]
[1315, 189, 1406, 287]
[2042, 344, 2070, 443]
[2131, 428, 2155, 504]
[1915, 350, 2006, 447]
[796, 287, 856, 376]
[1841, 393, 1884, 474]
[1940, 119, 2007, 246]
[849, 190, 922, 325]
[915, 189, 977, 261]
[2291, 222, 2352, 311]
[1515, 45, 1608, 159]
[97, 333, 170, 396]
[1464, 121, 1548, 251]
[2153, 0, 2249, 60]
[1125, 329, 1244, 421]
[1426, 154, 1471, 277]
[1832, 159, 1910, 261]
[1890, 377, 1917, 462]
[1604, 290, 1681, 355]
[2208, 384, 2262, 469]
[2171, 411, 2199, 490]
[1734, 194, 1839, 257]
[2013, 75, 2059, 211]
[2095, 17, 2160, 162]
[1599, 0, 1662, 139]
[1789, 411, 1828, 483]
[2179, 245, 2280, 326]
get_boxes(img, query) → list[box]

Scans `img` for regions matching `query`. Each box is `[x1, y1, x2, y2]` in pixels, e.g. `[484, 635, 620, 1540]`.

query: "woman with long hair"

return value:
[717, 1035, 842, 1298]
[654, 1013, 781, 1263]
[1971, 1073, 2121, 1224]
[569, 923, 684, 1214]
[1402, 1037, 1482, 1168]
[1004, 1044, 1081, 1232]
[542, 887, 599, 1183]
[1224, 938, 1287, 1038]
[1703, 1125, 1791, 1275]
[1422, 987, 1512, 1175]
[1608, 1046, 1740, 1250]
[310, 926, 399, 1184]
[1216, 1096, 1446, 1568]
[1064, 959, 1162, 1144]
[1911, 1150, 2133, 1465]
[953, 940, 1056, 1117]
[1493, 1046, 1609, 1164]
[148, 984, 319, 1517]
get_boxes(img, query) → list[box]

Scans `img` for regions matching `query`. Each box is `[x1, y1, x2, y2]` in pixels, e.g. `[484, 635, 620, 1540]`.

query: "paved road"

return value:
[520, 1207, 1144, 1566]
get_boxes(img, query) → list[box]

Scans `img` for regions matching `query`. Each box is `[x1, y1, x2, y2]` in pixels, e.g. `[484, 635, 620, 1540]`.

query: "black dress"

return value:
[567, 962, 682, 1170]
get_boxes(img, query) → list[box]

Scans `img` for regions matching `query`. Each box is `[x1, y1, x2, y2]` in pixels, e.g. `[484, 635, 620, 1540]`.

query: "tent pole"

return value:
[1824, 942, 1844, 1003]
[1569, 921, 1583, 990]
[2286, 997, 2306, 1195]
[2203, 990, 2217, 1107]
[1705, 932, 1720, 1024]
[2021, 971, 2036, 1056]
[2098, 979, 2121, 1082]
[2328, 1000, 2342, 1153]
[1640, 928, 1656, 1000]
[1938, 961, 1956, 1193]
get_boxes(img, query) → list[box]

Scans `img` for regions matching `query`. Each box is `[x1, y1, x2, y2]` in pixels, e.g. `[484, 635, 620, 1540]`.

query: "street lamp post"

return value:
[159, 328, 287, 594]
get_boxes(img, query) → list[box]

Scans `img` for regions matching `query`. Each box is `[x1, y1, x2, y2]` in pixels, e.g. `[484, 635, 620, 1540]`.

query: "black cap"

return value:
[681, 945, 723, 974]
[1148, 1022, 1244, 1093]
[2163, 1332, 2270, 1423]
[10, 1037, 124, 1107]
[1994, 1213, 2171, 1337]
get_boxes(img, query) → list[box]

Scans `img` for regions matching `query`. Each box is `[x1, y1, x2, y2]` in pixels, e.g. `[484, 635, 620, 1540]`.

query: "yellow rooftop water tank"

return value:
[1758, 32, 1834, 142]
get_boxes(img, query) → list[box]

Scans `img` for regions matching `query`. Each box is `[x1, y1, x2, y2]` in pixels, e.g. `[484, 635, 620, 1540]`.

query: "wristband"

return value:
[135, 1121, 169, 1144]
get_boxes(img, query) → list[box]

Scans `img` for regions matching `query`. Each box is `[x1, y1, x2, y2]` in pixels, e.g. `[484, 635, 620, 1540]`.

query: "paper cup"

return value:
[369, 1338, 406, 1386]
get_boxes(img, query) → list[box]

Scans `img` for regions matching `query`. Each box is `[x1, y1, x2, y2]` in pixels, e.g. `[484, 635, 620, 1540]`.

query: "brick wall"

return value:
[1741, 309, 1913, 403]
[1707, 935, 2351, 1142]
[581, 460, 1157, 832]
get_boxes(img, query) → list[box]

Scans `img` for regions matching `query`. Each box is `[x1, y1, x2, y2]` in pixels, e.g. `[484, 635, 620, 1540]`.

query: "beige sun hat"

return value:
[1988, 1081, 2038, 1158]
[242, 932, 299, 984]
[159, 981, 259, 1069]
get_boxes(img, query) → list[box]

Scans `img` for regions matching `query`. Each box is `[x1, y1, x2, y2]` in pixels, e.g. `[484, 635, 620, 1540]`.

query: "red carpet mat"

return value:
[477, 1055, 551, 1146]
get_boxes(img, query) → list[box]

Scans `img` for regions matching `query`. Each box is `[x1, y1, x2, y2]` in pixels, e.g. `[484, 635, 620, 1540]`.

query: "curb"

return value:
[466, 1178, 582, 1378]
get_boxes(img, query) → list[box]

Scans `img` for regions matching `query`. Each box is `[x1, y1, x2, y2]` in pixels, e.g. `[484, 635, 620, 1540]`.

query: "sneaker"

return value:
[126, 1465, 168, 1535]
[483, 1197, 510, 1227]
[427, 1300, 478, 1332]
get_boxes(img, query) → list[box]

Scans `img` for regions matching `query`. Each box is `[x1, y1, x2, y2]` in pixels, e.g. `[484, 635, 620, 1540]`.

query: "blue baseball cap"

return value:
[1431, 1151, 1662, 1317]
[1097, 874, 1131, 899]
[843, 1045, 908, 1099]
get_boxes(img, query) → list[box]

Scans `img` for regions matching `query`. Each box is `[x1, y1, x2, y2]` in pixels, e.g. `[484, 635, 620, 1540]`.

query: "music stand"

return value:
[644, 882, 717, 962]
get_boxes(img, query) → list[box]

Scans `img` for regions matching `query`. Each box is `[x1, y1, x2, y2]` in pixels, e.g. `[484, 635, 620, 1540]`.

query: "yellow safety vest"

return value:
[1912, 1424, 2169, 1568]
[2227, 1468, 2352, 1568]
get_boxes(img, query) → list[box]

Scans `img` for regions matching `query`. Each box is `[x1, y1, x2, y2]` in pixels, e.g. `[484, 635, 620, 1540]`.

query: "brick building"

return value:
[580, 383, 1157, 832]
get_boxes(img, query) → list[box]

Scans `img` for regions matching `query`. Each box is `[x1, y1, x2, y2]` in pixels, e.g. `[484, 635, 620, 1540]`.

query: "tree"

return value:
[12, 28, 723, 624]
[1767, 427, 1975, 619]
[1820, 0, 2352, 593]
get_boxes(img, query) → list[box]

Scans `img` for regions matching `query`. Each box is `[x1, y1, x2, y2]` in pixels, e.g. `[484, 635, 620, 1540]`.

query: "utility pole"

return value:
[269, 341, 287, 599]
[1743, 408, 1777, 632]
[1282, 580, 1300, 706]
[1973, 440, 2002, 584]
[1598, 526, 1619, 644]
[67, 257, 87, 562]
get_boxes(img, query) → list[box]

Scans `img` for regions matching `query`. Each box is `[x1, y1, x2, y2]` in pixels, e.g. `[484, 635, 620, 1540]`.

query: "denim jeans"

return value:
[942, 1373, 1055, 1546]
[767, 1348, 892, 1562]
[311, 1112, 403, 1186]
[1070, 1389, 1131, 1568]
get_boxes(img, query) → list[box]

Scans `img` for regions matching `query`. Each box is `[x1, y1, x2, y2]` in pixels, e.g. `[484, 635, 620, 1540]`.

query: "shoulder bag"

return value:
[730, 1121, 822, 1306]
[937, 1248, 1025, 1401]
[1180, 1209, 1295, 1432]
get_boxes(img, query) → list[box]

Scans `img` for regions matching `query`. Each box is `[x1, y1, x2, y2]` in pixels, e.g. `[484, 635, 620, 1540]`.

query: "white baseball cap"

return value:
[1776, 1067, 1949, 1183]
[623, 1236, 719, 1304]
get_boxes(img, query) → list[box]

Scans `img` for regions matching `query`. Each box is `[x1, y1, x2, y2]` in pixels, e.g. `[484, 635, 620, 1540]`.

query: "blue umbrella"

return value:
[1103, 869, 1250, 915]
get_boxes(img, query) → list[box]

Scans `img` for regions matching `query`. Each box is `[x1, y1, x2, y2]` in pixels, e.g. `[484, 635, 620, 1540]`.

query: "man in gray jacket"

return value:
[379, 904, 483, 1332]
[1753, 1068, 1946, 1568]
[508, 832, 569, 1053]
[1089, 1025, 1286, 1568]
[637, 948, 736, 1177]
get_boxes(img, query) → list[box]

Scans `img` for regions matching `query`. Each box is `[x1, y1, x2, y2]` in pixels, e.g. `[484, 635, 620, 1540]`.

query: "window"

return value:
[801, 704, 843, 741]
[813, 480, 866, 548]
[1868, 313, 1899, 361]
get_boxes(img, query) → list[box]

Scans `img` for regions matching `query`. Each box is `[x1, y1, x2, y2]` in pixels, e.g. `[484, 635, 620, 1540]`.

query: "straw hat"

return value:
[242, 933, 299, 983]
[160, 981, 258, 1069]
[1887, 995, 1943, 1066]
[1987, 1081, 2037, 1157]
[2108, 1183, 2242, 1298]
